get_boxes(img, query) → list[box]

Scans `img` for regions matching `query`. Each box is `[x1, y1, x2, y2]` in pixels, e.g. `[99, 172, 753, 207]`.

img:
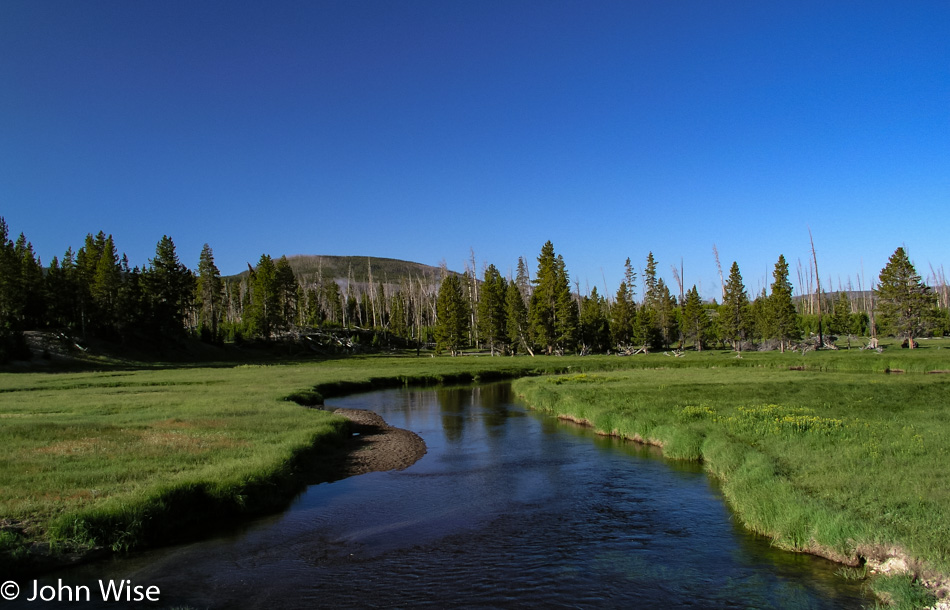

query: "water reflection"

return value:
[28, 382, 874, 609]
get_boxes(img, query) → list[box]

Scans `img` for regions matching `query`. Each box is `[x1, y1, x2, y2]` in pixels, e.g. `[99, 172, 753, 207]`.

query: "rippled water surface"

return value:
[34, 383, 874, 608]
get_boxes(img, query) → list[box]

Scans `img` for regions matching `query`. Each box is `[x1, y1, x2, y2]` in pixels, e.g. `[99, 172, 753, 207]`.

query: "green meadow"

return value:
[2, 342, 950, 607]
[0, 354, 628, 569]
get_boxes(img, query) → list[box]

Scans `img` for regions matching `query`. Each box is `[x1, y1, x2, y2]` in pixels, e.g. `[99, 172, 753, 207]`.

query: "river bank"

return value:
[19, 382, 876, 609]
[512, 369, 950, 608]
[3, 406, 426, 578]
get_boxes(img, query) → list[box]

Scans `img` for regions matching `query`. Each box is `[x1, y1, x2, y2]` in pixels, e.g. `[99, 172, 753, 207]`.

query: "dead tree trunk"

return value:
[809, 228, 824, 347]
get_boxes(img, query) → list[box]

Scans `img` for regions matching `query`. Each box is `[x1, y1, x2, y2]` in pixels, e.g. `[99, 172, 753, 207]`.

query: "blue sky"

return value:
[2, 0, 948, 299]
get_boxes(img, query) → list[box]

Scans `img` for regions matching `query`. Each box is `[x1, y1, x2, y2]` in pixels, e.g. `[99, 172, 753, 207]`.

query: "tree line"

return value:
[0, 217, 946, 361]
[431, 241, 945, 356]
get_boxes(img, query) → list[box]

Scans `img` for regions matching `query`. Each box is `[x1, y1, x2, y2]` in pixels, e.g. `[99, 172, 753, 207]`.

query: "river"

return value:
[28, 383, 874, 608]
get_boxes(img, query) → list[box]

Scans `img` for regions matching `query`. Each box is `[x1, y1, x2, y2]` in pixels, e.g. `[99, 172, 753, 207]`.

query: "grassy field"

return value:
[0, 353, 644, 571]
[513, 341, 950, 607]
[2, 339, 949, 605]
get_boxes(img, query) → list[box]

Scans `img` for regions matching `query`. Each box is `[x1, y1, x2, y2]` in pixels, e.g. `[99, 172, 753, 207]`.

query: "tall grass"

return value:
[513, 356, 950, 601]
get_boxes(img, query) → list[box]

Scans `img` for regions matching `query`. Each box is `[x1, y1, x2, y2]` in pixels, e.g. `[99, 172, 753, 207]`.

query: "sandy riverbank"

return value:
[331, 408, 427, 476]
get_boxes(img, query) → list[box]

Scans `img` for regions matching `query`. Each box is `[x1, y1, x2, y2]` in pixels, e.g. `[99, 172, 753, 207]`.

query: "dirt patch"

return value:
[331, 408, 427, 476]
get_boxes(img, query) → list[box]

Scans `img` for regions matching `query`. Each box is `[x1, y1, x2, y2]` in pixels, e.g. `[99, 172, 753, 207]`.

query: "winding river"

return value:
[32, 383, 874, 608]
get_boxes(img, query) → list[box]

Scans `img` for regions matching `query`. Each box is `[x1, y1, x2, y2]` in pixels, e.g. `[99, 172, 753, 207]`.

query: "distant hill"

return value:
[228, 255, 460, 289]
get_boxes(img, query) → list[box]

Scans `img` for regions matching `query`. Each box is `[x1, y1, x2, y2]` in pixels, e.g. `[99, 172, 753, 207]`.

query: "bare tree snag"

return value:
[809, 228, 824, 347]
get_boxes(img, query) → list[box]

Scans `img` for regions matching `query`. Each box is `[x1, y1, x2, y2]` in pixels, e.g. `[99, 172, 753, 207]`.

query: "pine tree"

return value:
[876, 247, 936, 347]
[654, 278, 677, 349]
[623, 257, 637, 302]
[636, 252, 663, 349]
[529, 241, 558, 353]
[246, 254, 279, 338]
[553, 254, 579, 352]
[118, 265, 147, 337]
[435, 273, 470, 356]
[681, 285, 710, 350]
[831, 292, 851, 336]
[0, 219, 29, 360]
[145, 235, 195, 340]
[610, 281, 635, 347]
[514, 256, 531, 304]
[477, 264, 507, 355]
[831, 291, 853, 348]
[90, 235, 121, 334]
[323, 280, 343, 326]
[389, 291, 409, 339]
[274, 256, 299, 332]
[750, 288, 770, 344]
[529, 242, 577, 354]
[48, 247, 80, 332]
[505, 280, 531, 356]
[719, 261, 750, 352]
[195, 244, 223, 343]
[14, 233, 47, 330]
[579, 286, 610, 353]
[74, 234, 101, 337]
[768, 254, 799, 352]
[643, 252, 658, 305]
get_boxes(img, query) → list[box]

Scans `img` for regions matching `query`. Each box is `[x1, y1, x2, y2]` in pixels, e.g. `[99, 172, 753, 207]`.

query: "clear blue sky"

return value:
[2, 0, 948, 299]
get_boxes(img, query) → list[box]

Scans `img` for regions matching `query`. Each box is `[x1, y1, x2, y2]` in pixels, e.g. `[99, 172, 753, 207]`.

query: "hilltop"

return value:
[229, 255, 457, 287]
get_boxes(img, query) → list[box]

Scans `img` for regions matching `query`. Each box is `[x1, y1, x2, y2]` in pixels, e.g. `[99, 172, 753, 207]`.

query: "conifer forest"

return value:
[1, 216, 947, 362]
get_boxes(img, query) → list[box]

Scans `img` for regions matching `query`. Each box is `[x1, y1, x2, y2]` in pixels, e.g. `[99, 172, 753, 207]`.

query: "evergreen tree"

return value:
[505, 279, 531, 355]
[768, 254, 799, 352]
[47, 247, 80, 332]
[389, 291, 409, 339]
[195, 244, 223, 342]
[246, 254, 279, 338]
[274, 256, 299, 332]
[90, 235, 121, 334]
[553, 254, 579, 352]
[876, 247, 936, 347]
[477, 264, 507, 355]
[45, 256, 66, 327]
[73, 234, 100, 337]
[632, 304, 656, 348]
[435, 273, 470, 356]
[118, 265, 148, 337]
[719, 261, 750, 351]
[529, 241, 558, 353]
[681, 285, 710, 350]
[14, 233, 47, 330]
[610, 281, 635, 347]
[654, 278, 677, 349]
[643, 252, 658, 304]
[514, 256, 531, 304]
[0, 218, 13, 327]
[830, 291, 854, 348]
[579, 286, 610, 353]
[636, 252, 663, 349]
[323, 280, 343, 326]
[750, 288, 770, 344]
[0, 219, 30, 360]
[830, 292, 851, 337]
[145, 235, 195, 340]
[529, 242, 577, 354]
[623, 257, 637, 302]
[303, 288, 323, 328]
